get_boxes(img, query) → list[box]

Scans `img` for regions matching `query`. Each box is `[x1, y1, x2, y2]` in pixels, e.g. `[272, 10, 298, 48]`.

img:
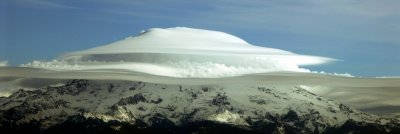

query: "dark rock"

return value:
[53, 80, 89, 95]
[150, 98, 163, 104]
[339, 104, 352, 113]
[148, 113, 175, 128]
[116, 93, 146, 105]
[283, 110, 299, 121]
[165, 105, 176, 111]
[249, 98, 266, 105]
[211, 92, 230, 106]
[202, 87, 209, 92]
[107, 84, 114, 93]
[66, 79, 88, 89]
[137, 106, 147, 111]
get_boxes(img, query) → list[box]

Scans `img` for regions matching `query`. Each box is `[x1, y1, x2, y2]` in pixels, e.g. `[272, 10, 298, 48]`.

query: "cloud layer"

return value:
[21, 27, 333, 77]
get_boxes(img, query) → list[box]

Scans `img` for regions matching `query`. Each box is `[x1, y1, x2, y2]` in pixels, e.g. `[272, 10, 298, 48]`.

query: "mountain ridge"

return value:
[0, 79, 399, 134]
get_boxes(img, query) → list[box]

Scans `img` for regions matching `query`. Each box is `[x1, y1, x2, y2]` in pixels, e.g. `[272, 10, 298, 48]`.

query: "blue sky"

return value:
[1, 0, 399, 76]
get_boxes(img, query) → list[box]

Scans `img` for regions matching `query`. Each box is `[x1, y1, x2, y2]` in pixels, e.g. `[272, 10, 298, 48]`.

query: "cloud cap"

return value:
[28, 27, 334, 77]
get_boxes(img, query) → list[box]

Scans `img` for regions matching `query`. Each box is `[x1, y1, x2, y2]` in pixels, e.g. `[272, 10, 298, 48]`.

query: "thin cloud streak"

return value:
[13, 0, 79, 9]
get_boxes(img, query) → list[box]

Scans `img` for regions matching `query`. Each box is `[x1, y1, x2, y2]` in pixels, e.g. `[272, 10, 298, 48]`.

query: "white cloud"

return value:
[20, 27, 333, 78]
[311, 71, 354, 77]
[20, 60, 77, 70]
[0, 61, 8, 67]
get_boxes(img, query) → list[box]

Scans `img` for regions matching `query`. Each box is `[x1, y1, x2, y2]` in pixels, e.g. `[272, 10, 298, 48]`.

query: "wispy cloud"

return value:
[90, 0, 399, 44]
[197, 0, 400, 44]
[14, 0, 79, 9]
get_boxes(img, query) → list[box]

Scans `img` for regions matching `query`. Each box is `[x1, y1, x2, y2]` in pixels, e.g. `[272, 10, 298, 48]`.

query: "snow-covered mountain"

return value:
[1, 27, 400, 134]
[1, 79, 399, 134]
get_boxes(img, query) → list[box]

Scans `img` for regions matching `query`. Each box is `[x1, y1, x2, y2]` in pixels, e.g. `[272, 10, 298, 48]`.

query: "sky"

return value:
[1, 0, 400, 77]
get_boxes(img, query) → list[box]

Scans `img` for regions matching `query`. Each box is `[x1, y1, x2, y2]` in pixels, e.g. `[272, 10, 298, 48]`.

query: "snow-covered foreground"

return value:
[0, 79, 399, 133]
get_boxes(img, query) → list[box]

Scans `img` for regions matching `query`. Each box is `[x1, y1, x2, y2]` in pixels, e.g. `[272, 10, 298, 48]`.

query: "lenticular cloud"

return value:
[22, 27, 333, 78]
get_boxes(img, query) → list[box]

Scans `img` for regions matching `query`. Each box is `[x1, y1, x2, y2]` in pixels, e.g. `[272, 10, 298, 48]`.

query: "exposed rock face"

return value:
[0, 80, 399, 134]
